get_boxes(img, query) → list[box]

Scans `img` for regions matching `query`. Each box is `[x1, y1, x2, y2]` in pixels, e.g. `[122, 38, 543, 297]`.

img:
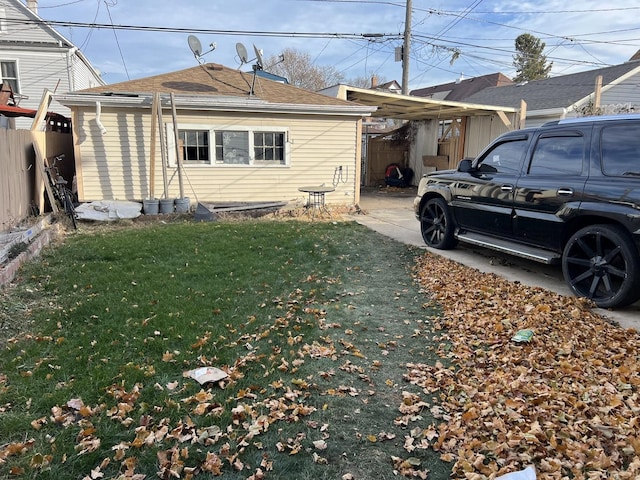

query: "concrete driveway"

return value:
[352, 187, 640, 331]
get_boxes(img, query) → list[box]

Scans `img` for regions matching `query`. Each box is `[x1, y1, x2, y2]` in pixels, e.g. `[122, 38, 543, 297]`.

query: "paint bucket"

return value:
[142, 199, 159, 215]
[159, 198, 174, 214]
[175, 197, 190, 213]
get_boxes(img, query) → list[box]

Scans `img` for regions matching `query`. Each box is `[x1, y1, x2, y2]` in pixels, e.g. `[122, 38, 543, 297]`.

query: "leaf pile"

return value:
[410, 253, 640, 479]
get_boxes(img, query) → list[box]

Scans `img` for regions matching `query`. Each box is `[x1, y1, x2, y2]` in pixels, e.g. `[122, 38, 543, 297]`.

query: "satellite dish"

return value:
[236, 42, 249, 64]
[253, 44, 264, 70]
[188, 35, 203, 57]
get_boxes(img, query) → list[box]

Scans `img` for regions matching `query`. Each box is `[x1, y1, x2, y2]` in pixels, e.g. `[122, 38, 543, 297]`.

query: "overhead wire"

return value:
[7, 1, 640, 89]
[103, 0, 129, 80]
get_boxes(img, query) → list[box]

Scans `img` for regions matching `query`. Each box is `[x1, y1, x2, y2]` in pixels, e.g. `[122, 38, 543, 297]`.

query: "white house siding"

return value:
[599, 78, 640, 113]
[68, 54, 101, 91]
[0, 48, 74, 128]
[2, 2, 55, 43]
[1, 1, 103, 129]
[72, 106, 360, 206]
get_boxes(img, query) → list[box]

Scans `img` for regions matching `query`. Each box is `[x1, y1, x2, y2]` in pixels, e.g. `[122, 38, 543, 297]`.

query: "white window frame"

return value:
[0, 60, 19, 94]
[167, 123, 290, 168]
[0, 9, 7, 34]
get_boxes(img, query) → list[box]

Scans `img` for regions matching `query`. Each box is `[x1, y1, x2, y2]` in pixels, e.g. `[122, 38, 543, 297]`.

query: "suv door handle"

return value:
[557, 188, 574, 196]
[501, 184, 514, 192]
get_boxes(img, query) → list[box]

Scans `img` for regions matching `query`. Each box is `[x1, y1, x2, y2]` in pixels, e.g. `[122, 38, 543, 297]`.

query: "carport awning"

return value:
[335, 85, 518, 121]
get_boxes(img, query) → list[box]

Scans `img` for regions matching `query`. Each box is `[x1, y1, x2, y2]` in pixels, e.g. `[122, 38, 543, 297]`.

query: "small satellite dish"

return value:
[253, 44, 264, 70]
[187, 35, 216, 64]
[188, 35, 203, 57]
[236, 43, 249, 64]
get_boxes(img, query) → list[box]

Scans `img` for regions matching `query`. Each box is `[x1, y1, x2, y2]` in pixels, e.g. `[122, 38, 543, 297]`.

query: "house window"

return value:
[215, 131, 250, 165]
[1, 61, 19, 93]
[179, 130, 210, 164]
[254, 131, 285, 164]
[173, 125, 289, 167]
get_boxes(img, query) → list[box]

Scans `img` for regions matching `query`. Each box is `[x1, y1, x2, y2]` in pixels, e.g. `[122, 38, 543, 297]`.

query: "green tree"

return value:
[512, 33, 552, 82]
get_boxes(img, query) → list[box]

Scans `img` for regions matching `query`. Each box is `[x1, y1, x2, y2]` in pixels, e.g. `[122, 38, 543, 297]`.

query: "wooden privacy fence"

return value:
[366, 134, 408, 187]
[1, 129, 73, 231]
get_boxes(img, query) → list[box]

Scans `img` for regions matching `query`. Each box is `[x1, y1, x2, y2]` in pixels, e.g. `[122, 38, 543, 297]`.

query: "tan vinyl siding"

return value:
[464, 115, 510, 158]
[74, 107, 360, 205]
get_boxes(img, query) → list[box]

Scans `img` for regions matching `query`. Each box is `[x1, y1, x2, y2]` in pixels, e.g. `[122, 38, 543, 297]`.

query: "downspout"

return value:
[95, 101, 107, 135]
[66, 47, 77, 92]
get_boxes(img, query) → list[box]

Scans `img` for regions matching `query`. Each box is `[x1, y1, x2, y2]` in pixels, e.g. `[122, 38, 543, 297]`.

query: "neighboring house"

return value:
[372, 79, 402, 94]
[0, 0, 104, 129]
[411, 72, 513, 101]
[463, 58, 640, 127]
[55, 63, 375, 207]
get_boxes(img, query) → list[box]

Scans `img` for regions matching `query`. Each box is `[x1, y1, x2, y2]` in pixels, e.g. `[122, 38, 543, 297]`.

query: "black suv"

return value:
[414, 114, 640, 308]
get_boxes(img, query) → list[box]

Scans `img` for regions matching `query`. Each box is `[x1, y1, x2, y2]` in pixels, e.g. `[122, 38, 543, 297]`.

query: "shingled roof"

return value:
[411, 72, 513, 101]
[463, 61, 640, 110]
[80, 63, 356, 108]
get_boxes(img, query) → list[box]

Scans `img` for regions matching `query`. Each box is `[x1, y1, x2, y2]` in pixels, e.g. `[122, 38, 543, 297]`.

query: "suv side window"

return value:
[528, 134, 584, 175]
[601, 124, 640, 176]
[477, 139, 527, 174]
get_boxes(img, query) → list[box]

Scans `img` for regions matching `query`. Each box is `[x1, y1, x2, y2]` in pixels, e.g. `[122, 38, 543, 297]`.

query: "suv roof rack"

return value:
[549, 113, 640, 126]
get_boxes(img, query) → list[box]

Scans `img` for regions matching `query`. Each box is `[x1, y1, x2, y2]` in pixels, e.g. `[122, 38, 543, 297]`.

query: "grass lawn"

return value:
[0, 219, 451, 479]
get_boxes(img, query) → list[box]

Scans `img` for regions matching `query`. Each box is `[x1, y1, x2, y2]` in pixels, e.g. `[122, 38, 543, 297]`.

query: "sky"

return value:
[29, 0, 640, 91]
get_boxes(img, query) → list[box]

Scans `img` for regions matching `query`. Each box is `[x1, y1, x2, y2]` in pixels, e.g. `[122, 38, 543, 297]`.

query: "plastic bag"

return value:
[496, 466, 536, 480]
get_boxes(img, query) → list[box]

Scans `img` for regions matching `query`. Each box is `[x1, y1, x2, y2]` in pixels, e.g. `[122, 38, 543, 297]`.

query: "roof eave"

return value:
[54, 93, 376, 117]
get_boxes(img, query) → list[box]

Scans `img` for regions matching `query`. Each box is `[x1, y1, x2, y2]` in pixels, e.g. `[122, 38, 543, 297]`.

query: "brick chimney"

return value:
[371, 75, 378, 88]
[27, 1, 38, 14]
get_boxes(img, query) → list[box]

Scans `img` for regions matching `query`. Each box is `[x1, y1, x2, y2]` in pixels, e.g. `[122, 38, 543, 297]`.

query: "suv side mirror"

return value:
[458, 158, 473, 172]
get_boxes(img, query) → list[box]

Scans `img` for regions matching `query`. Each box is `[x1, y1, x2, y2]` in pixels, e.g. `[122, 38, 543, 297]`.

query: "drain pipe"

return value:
[95, 101, 107, 135]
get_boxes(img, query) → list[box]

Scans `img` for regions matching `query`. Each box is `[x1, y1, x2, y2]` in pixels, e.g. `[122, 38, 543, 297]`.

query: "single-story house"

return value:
[55, 63, 376, 207]
[463, 58, 640, 127]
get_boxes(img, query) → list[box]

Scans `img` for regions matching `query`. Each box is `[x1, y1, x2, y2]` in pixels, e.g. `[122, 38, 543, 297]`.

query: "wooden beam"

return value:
[30, 89, 52, 132]
[457, 117, 467, 163]
[149, 92, 159, 199]
[32, 135, 58, 213]
[594, 75, 603, 110]
[157, 96, 169, 199]
[496, 110, 512, 129]
[519, 100, 527, 129]
[169, 93, 185, 199]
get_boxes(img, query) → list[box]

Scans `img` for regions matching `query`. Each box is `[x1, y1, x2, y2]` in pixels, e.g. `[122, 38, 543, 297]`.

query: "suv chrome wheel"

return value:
[562, 225, 640, 308]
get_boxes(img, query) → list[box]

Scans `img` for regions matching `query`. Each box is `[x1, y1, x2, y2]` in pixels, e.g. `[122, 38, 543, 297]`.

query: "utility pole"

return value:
[402, 0, 412, 95]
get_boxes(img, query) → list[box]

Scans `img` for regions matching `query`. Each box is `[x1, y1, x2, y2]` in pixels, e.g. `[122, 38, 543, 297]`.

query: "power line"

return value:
[103, 0, 129, 80]
[4, 17, 402, 40]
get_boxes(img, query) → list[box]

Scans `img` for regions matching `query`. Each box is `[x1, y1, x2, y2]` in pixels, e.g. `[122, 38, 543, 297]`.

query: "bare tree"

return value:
[265, 48, 344, 91]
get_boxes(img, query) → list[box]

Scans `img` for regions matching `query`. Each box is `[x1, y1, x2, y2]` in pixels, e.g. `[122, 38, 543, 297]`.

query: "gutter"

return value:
[54, 93, 377, 117]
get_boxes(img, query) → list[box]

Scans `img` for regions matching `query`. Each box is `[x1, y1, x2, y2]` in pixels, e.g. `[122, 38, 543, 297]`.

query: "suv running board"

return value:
[456, 231, 561, 265]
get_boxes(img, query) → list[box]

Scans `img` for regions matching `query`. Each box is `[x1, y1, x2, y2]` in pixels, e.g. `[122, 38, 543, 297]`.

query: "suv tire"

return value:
[420, 197, 457, 249]
[562, 224, 640, 308]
